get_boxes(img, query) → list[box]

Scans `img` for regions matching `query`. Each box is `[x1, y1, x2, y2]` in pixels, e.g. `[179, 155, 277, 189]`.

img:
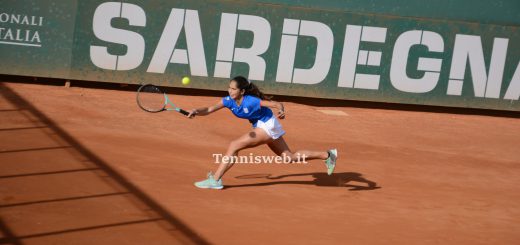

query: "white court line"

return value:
[316, 109, 349, 116]
[0, 41, 41, 47]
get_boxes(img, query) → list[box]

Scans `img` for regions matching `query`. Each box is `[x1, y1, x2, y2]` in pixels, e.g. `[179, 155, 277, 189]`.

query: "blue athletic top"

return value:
[222, 95, 273, 127]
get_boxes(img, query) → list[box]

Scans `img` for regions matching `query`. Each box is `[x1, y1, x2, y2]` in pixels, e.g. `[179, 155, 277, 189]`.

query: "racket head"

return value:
[136, 84, 167, 113]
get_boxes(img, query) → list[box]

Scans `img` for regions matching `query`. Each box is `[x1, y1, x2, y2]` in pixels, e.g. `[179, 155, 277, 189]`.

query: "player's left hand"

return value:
[277, 109, 285, 119]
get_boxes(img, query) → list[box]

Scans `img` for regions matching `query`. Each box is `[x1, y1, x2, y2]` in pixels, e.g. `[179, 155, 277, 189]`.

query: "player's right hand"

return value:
[187, 109, 198, 118]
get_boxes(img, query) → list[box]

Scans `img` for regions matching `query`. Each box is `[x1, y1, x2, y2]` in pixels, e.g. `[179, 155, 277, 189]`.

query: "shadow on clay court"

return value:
[0, 83, 209, 244]
[228, 172, 380, 191]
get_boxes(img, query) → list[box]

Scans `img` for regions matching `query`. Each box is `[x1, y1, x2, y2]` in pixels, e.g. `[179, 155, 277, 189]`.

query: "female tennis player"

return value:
[188, 76, 338, 189]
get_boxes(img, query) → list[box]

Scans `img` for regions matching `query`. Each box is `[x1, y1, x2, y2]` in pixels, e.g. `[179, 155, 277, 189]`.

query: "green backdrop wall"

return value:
[1, 0, 519, 111]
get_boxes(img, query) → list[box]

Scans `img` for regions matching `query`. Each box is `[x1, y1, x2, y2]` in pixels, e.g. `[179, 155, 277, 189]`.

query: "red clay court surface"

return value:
[1, 77, 519, 244]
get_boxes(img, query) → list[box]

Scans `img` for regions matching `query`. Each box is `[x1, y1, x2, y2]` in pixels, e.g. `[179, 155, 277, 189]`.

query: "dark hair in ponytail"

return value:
[231, 76, 272, 100]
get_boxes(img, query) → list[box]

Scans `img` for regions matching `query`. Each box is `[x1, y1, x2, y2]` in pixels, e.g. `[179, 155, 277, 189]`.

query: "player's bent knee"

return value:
[228, 140, 246, 152]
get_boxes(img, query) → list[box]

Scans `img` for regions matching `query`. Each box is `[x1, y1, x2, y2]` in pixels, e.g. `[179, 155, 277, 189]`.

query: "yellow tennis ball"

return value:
[182, 76, 191, 85]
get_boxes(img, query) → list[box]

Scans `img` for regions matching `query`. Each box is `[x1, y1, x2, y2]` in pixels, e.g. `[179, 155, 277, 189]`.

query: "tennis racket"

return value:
[136, 84, 190, 116]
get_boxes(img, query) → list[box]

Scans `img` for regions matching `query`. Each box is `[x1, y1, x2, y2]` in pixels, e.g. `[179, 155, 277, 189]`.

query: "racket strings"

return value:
[137, 85, 166, 112]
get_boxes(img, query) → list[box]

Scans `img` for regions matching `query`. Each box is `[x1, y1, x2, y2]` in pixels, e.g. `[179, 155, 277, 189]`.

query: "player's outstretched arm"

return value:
[188, 100, 224, 118]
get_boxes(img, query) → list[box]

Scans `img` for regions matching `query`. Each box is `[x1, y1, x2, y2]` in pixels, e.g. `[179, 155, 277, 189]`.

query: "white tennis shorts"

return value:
[255, 116, 286, 140]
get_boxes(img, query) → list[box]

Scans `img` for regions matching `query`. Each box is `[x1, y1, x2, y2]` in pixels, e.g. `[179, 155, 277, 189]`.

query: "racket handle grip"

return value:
[179, 109, 190, 116]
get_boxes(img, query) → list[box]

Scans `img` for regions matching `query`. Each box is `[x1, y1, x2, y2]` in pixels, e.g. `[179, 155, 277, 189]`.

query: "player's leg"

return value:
[267, 136, 338, 175]
[267, 136, 328, 162]
[213, 127, 273, 180]
[195, 128, 273, 189]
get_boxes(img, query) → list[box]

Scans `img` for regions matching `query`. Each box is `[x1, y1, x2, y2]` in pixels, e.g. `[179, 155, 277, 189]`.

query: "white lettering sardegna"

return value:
[89, 2, 520, 100]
